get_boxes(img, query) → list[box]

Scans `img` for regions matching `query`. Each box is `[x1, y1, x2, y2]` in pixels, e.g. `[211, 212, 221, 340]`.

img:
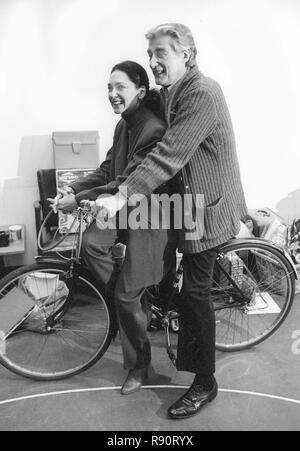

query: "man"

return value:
[97, 23, 248, 419]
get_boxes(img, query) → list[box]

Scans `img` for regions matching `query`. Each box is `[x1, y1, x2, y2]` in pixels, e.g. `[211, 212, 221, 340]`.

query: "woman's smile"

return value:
[111, 98, 123, 106]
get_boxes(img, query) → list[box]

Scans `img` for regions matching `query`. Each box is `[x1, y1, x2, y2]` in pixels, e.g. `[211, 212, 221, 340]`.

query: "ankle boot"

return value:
[121, 367, 148, 396]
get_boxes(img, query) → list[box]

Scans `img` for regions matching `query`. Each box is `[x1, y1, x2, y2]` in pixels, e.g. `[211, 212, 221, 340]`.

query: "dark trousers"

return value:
[176, 248, 218, 376]
[114, 278, 151, 370]
[81, 222, 117, 287]
[81, 223, 152, 370]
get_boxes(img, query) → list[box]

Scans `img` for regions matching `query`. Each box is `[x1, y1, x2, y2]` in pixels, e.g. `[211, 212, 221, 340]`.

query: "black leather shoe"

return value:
[121, 368, 148, 396]
[168, 381, 218, 419]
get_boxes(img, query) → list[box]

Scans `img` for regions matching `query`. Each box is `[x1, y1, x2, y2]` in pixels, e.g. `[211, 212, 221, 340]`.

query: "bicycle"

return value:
[0, 204, 297, 380]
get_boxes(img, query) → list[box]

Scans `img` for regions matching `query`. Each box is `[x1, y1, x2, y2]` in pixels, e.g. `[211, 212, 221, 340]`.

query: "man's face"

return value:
[147, 35, 188, 87]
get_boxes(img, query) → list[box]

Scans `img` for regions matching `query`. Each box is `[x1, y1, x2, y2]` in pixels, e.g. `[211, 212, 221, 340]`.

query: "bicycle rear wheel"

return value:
[213, 240, 295, 352]
[0, 263, 116, 380]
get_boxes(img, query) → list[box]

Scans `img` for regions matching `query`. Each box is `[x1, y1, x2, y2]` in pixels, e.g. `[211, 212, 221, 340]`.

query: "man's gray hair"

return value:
[146, 23, 197, 68]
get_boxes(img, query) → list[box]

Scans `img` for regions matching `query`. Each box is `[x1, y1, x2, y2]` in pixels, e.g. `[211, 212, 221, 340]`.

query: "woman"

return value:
[60, 61, 174, 394]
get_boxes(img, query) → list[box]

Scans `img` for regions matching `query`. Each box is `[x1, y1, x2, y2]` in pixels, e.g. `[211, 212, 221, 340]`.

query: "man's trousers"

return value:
[176, 248, 219, 376]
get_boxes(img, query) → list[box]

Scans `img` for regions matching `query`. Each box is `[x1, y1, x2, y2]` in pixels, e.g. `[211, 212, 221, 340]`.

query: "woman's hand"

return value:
[48, 188, 78, 213]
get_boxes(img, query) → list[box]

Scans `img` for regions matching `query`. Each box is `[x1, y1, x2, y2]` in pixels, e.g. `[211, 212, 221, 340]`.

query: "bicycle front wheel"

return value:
[0, 263, 116, 380]
[213, 240, 295, 352]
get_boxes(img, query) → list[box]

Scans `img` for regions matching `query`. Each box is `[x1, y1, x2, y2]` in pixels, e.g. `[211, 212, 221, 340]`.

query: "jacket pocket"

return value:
[203, 197, 224, 240]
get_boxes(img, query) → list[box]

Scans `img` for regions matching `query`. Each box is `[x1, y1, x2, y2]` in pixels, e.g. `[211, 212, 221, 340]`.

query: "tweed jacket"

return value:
[121, 66, 248, 253]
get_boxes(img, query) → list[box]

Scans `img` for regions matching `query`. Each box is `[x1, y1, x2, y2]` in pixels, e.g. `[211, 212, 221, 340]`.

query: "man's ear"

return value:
[183, 48, 192, 64]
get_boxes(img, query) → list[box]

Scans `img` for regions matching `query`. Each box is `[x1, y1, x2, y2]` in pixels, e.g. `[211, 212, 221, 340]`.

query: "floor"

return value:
[0, 295, 299, 431]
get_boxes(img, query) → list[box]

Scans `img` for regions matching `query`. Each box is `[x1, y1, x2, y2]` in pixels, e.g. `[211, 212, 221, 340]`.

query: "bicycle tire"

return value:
[213, 239, 295, 352]
[0, 262, 117, 380]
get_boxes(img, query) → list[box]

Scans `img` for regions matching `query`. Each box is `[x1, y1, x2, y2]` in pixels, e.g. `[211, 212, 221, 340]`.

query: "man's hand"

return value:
[48, 188, 78, 213]
[95, 192, 127, 219]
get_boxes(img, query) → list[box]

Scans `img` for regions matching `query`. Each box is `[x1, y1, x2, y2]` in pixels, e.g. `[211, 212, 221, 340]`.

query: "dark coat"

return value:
[71, 104, 172, 292]
[121, 66, 248, 253]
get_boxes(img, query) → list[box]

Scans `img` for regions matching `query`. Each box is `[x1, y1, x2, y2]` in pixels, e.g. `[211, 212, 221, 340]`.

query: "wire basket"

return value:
[254, 251, 287, 296]
[215, 252, 257, 301]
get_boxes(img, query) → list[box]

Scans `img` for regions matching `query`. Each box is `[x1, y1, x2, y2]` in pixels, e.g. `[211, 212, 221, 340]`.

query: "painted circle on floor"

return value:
[0, 385, 299, 406]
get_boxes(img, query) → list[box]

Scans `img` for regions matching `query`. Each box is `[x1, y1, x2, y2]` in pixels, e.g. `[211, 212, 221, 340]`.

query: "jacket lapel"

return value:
[165, 66, 202, 125]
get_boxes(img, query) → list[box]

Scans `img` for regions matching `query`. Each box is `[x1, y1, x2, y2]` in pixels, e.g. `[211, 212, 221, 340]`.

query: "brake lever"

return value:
[49, 193, 63, 214]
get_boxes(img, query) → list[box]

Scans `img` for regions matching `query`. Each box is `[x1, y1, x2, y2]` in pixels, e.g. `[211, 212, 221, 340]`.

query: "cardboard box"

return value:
[53, 131, 99, 169]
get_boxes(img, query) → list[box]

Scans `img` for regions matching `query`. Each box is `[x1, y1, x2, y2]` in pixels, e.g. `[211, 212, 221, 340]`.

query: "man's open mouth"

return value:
[153, 67, 165, 77]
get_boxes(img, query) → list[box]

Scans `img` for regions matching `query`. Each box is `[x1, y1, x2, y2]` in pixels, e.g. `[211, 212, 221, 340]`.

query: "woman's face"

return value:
[108, 70, 142, 114]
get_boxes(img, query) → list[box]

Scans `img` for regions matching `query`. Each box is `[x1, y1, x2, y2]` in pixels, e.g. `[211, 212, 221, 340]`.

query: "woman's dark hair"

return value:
[111, 60, 162, 116]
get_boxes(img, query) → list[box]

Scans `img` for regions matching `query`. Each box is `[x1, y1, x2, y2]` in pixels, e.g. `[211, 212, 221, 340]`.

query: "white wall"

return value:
[0, 0, 299, 264]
